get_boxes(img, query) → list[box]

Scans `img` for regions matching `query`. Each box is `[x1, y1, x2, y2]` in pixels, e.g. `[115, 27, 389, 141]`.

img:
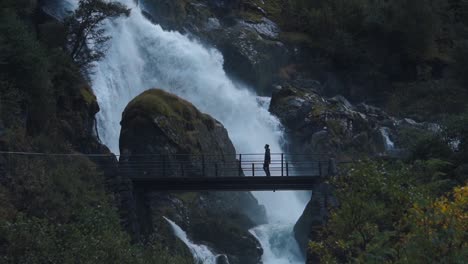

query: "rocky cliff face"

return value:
[119, 89, 266, 264]
[269, 85, 439, 160]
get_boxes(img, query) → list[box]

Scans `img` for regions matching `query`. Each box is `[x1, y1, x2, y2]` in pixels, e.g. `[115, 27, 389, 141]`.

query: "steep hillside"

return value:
[0, 1, 191, 263]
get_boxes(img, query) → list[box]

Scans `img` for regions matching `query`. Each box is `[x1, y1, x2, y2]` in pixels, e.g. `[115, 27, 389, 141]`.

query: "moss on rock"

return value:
[80, 85, 97, 106]
[121, 89, 226, 157]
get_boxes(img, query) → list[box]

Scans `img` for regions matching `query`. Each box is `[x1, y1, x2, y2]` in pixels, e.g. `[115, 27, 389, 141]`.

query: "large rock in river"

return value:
[119, 89, 266, 264]
[120, 88, 238, 177]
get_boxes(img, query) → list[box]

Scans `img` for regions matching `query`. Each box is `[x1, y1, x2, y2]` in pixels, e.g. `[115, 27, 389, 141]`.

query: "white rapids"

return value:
[164, 217, 221, 264]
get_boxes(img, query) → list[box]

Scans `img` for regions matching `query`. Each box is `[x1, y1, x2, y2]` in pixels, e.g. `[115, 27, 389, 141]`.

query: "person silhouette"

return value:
[263, 144, 271, 177]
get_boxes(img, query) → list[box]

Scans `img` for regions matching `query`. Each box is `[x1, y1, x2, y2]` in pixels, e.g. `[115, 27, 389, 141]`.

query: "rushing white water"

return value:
[59, 1, 307, 263]
[250, 224, 304, 264]
[164, 217, 220, 264]
[380, 127, 395, 151]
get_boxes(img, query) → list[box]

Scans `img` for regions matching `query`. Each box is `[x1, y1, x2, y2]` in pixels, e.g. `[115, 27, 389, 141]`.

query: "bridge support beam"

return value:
[132, 176, 325, 191]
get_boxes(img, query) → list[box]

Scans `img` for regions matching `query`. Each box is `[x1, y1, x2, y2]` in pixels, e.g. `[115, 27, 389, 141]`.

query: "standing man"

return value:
[263, 144, 271, 177]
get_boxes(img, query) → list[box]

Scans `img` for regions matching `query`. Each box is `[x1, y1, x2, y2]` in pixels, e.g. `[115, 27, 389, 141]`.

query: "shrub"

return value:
[309, 161, 465, 263]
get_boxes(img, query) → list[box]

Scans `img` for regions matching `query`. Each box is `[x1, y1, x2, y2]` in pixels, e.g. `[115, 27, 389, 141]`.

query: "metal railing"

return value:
[119, 153, 336, 178]
[0, 151, 338, 179]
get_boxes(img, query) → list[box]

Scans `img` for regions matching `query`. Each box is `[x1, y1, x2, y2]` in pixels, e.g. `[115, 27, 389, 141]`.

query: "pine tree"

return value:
[65, 0, 130, 72]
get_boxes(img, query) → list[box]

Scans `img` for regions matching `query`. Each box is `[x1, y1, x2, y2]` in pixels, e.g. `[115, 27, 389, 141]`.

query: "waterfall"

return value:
[58, 1, 307, 263]
[380, 127, 395, 151]
[164, 217, 221, 264]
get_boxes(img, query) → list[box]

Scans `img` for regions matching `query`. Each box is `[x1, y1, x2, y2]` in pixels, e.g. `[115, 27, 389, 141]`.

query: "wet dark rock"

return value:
[294, 183, 336, 258]
[206, 23, 287, 95]
[269, 85, 433, 159]
[216, 254, 230, 264]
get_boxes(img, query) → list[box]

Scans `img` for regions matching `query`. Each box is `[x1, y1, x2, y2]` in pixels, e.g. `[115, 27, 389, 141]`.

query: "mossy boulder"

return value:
[120, 89, 238, 177]
[119, 89, 265, 264]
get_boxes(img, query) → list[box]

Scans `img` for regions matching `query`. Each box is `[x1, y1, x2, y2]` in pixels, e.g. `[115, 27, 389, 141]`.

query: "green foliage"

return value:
[280, 0, 444, 62]
[387, 80, 468, 120]
[0, 209, 192, 264]
[398, 111, 468, 164]
[0, 143, 191, 263]
[400, 185, 468, 264]
[309, 161, 467, 263]
[310, 162, 424, 263]
[263, 0, 468, 114]
[0, 9, 54, 132]
[0, 3, 191, 263]
[65, 0, 130, 71]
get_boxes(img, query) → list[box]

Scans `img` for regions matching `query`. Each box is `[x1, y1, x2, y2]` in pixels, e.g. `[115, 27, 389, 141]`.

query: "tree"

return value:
[400, 184, 468, 263]
[65, 0, 130, 72]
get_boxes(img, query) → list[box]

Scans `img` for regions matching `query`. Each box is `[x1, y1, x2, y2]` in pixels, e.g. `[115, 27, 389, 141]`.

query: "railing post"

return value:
[180, 163, 184, 177]
[252, 163, 255, 177]
[286, 161, 289, 177]
[319, 161, 322, 177]
[238, 154, 242, 176]
[215, 163, 218, 177]
[281, 153, 284, 177]
[202, 155, 205, 176]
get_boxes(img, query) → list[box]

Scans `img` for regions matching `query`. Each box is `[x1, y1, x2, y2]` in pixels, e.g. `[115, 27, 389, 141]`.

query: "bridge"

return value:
[120, 153, 338, 191]
[1, 152, 340, 191]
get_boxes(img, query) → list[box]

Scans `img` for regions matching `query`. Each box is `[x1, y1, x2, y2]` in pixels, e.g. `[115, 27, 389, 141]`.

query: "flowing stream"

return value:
[55, 1, 307, 263]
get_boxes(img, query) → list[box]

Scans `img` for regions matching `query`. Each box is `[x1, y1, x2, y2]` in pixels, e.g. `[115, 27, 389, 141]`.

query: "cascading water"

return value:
[164, 217, 220, 264]
[380, 127, 395, 151]
[59, 1, 307, 263]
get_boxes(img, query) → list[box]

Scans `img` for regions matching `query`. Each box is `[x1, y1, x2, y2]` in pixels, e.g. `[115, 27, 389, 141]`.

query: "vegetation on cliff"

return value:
[310, 161, 467, 263]
[65, 0, 130, 72]
[240, 0, 468, 121]
[0, 1, 191, 263]
[307, 118, 468, 262]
